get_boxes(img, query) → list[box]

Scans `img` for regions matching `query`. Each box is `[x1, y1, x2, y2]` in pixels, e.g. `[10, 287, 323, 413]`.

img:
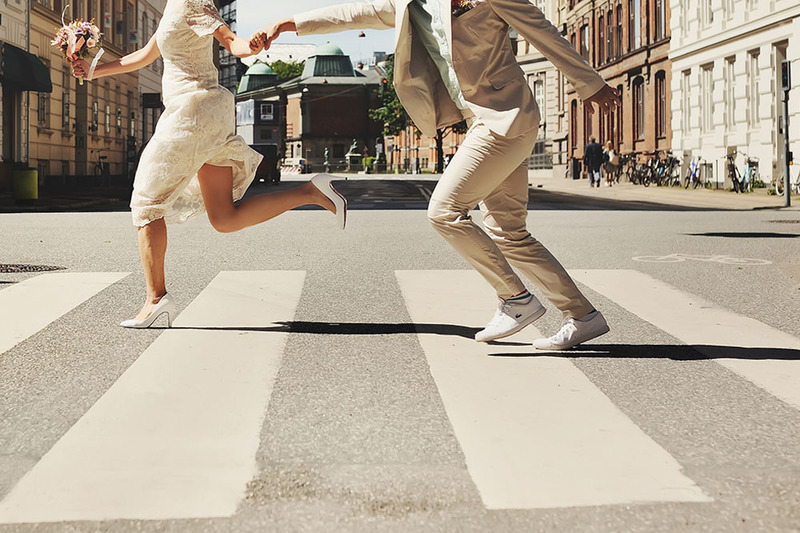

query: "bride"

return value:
[68, 0, 347, 328]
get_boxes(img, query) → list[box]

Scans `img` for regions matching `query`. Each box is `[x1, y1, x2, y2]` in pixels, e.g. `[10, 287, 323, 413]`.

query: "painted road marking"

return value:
[0, 271, 305, 523]
[396, 270, 710, 509]
[0, 272, 130, 354]
[571, 269, 800, 410]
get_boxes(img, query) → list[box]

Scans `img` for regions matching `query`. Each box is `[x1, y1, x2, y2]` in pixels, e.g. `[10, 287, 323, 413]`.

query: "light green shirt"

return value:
[407, 0, 469, 111]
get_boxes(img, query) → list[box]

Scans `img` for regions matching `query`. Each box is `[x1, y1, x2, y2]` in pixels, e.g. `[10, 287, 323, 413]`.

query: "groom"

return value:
[252, 0, 619, 349]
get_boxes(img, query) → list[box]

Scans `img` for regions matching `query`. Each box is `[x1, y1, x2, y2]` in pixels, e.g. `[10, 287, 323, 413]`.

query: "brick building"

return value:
[564, 0, 671, 165]
[235, 43, 384, 173]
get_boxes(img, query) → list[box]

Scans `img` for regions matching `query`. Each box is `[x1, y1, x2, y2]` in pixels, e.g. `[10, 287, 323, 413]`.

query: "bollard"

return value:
[12, 169, 38, 204]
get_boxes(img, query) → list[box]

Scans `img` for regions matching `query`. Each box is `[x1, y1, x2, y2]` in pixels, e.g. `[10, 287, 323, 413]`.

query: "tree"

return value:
[368, 55, 409, 136]
[435, 120, 468, 173]
[270, 60, 305, 80]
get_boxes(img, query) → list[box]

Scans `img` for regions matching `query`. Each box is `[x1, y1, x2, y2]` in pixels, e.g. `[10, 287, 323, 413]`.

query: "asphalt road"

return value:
[0, 184, 799, 532]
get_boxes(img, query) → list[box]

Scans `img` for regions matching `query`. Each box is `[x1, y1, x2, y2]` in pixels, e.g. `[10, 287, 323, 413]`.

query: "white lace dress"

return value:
[130, 0, 262, 226]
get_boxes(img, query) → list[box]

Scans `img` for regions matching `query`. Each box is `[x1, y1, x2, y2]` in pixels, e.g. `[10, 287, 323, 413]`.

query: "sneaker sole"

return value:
[534, 323, 610, 351]
[475, 306, 546, 343]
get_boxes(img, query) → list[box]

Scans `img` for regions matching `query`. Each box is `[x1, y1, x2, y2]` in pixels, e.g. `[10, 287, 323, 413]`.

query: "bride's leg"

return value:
[197, 163, 335, 233]
[135, 217, 168, 320]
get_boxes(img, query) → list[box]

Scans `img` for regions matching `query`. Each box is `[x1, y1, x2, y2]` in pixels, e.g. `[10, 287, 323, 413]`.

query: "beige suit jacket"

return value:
[295, 0, 606, 138]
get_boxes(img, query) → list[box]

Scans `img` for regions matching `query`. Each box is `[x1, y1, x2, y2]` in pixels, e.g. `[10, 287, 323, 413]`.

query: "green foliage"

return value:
[270, 60, 305, 80]
[368, 55, 409, 136]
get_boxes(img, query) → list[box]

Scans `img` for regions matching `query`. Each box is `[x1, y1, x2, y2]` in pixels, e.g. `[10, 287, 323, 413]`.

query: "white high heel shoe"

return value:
[310, 174, 348, 230]
[120, 293, 176, 329]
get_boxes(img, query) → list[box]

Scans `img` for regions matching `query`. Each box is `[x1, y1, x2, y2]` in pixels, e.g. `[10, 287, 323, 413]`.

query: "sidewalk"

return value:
[528, 173, 797, 211]
[0, 172, 797, 213]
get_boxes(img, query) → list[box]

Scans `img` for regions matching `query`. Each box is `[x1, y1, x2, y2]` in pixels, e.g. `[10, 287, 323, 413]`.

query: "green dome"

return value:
[245, 61, 274, 75]
[313, 43, 345, 56]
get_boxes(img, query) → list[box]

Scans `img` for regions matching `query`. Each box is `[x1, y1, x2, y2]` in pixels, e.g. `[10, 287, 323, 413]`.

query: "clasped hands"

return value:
[248, 19, 296, 53]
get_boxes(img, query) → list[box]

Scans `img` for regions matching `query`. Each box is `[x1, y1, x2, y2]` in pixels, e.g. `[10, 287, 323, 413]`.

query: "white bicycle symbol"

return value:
[632, 253, 772, 265]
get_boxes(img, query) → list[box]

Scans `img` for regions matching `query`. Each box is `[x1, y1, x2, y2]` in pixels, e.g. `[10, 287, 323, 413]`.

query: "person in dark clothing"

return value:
[584, 137, 603, 188]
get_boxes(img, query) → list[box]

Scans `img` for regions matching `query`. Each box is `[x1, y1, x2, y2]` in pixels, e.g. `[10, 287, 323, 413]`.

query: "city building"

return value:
[27, 0, 139, 182]
[243, 43, 317, 68]
[564, 0, 672, 171]
[1, 0, 52, 190]
[136, 0, 166, 147]
[670, 0, 799, 188]
[235, 43, 383, 173]
[515, 0, 566, 178]
[217, 0, 246, 92]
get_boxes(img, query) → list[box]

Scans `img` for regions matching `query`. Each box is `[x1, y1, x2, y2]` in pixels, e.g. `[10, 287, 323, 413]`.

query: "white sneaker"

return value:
[533, 310, 609, 350]
[475, 295, 546, 342]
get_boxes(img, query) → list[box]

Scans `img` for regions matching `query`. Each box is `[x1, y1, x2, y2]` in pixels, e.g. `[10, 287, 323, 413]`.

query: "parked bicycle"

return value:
[684, 156, 704, 189]
[651, 150, 681, 187]
[775, 165, 800, 195]
[91, 148, 111, 182]
[724, 151, 755, 193]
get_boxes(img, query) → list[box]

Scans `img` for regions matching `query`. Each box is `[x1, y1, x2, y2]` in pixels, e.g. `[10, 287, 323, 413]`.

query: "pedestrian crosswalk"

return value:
[0, 268, 797, 523]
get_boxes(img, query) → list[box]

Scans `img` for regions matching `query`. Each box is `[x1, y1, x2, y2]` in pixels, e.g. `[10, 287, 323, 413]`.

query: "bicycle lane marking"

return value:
[570, 269, 800, 411]
[396, 270, 710, 509]
[0, 272, 131, 355]
[0, 271, 305, 523]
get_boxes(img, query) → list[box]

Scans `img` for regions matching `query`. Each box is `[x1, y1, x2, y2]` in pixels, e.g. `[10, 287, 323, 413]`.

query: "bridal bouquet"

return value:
[51, 18, 102, 84]
[452, 0, 478, 17]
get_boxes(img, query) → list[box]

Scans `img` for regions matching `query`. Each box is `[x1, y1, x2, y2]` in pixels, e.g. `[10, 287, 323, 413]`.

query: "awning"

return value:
[0, 41, 53, 92]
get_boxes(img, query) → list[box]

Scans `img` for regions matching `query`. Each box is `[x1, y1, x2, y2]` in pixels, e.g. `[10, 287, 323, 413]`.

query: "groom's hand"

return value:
[250, 19, 297, 52]
[584, 84, 621, 114]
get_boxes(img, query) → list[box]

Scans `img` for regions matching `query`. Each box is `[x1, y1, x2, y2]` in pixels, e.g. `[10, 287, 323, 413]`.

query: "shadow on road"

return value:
[686, 232, 800, 239]
[490, 344, 800, 360]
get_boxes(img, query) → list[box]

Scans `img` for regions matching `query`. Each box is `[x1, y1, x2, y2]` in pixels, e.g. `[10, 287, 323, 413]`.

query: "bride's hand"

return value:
[250, 19, 296, 52]
[69, 58, 90, 79]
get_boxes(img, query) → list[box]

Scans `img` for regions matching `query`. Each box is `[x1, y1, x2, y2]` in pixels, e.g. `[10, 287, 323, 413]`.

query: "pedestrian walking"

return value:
[603, 140, 618, 186]
[251, 0, 619, 349]
[67, 0, 347, 328]
[584, 137, 603, 188]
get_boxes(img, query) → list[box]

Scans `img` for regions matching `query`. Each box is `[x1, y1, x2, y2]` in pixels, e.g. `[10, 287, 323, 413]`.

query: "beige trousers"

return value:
[427, 120, 594, 318]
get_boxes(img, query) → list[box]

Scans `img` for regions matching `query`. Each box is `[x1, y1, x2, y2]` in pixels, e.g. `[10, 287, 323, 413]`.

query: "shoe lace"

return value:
[487, 300, 513, 326]
[550, 318, 577, 344]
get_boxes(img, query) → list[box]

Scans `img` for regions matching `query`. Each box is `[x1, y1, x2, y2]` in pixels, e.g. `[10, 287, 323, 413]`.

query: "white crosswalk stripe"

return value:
[396, 270, 711, 510]
[2, 267, 797, 522]
[0, 271, 305, 523]
[0, 272, 130, 354]
[570, 269, 800, 411]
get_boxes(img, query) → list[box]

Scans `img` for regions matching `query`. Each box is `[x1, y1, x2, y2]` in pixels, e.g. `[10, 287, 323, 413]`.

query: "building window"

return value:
[616, 84, 624, 149]
[92, 101, 99, 132]
[580, 24, 590, 61]
[656, 0, 666, 40]
[655, 71, 666, 138]
[598, 16, 605, 64]
[702, 64, 714, 133]
[702, 0, 713, 26]
[585, 103, 593, 138]
[127, 91, 135, 137]
[606, 10, 614, 60]
[570, 99, 578, 152]
[628, 0, 641, 51]
[37, 92, 50, 127]
[105, 103, 111, 134]
[616, 5, 623, 57]
[633, 76, 644, 140]
[748, 51, 759, 126]
[62, 68, 71, 130]
[682, 70, 691, 132]
[725, 57, 736, 128]
[116, 107, 122, 134]
[259, 103, 274, 120]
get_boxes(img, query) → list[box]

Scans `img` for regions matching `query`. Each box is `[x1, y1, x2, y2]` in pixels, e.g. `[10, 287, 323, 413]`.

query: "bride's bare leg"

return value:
[197, 163, 335, 233]
[135, 217, 168, 320]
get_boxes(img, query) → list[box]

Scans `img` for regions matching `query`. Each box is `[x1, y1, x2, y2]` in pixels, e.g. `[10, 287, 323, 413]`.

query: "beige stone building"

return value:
[28, 0, 139, 183]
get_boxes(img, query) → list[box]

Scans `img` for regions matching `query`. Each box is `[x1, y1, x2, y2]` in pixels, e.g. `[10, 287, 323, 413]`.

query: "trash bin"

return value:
[571, 157, 582, 180]
[12, 168, 38, 203]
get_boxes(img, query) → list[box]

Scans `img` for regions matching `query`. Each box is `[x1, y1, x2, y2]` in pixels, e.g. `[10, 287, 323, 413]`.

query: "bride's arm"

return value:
[213, 24, 260, 58]
[71, 34, 161, 80]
